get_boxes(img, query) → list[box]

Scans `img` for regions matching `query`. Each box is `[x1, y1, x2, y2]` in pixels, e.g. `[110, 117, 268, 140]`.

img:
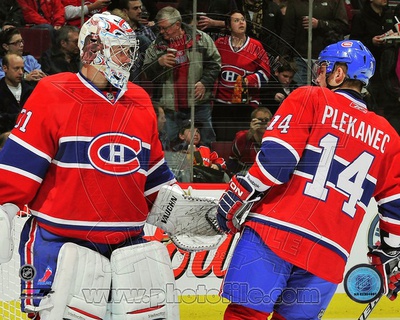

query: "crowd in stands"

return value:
[1, 0, 400, 182]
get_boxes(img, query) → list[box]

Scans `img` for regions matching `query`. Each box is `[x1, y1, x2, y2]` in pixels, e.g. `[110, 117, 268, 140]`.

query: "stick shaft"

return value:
[357, 295, 382, 320]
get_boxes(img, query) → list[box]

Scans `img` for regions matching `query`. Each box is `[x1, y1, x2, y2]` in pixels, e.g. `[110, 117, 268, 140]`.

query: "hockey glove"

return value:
[217, 174, 261, 234]
[368, 247, 400, 300]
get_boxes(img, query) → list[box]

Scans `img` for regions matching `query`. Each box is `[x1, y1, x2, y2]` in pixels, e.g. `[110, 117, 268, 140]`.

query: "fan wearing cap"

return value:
[216, 40, 400, 319]
[174, 120, 226, 172]
[0, 12, 180, 319]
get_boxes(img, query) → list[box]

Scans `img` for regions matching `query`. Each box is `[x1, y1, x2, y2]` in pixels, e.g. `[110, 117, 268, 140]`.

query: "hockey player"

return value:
[0, 13, 179, 320]
[217, 40, 400, 319]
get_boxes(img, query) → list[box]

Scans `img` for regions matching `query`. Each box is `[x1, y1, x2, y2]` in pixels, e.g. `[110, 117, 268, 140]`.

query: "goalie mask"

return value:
[78, 12, 138, 91]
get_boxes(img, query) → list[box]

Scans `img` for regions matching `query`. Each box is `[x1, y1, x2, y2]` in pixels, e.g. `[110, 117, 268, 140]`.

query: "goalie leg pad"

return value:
[0, 203, 19, 264]
[110, 241, 180, 319]
[28, 242, 112, 320]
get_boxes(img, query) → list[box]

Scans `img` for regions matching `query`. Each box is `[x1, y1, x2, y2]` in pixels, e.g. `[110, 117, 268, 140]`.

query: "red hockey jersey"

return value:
[0, 72, 176, 244]
[214, 36, 270, 107]
[245, 87, 400, 284]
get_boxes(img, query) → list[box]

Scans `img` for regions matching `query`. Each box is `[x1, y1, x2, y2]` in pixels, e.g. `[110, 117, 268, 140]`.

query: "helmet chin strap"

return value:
[326, 74, 347, 90]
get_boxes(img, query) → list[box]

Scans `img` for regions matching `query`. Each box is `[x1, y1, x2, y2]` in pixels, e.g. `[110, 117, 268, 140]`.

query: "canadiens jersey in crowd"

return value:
[245, 86, 400, 284]
[214, 35, 270, 106]
[0, 72, 176, 244]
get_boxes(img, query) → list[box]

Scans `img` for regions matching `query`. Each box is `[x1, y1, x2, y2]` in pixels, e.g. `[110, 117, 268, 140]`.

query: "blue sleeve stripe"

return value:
[145, 161, 176, 193]
[256, 70, 268, 87]
[379, 200, 400, 221]
[256, 138, 299, 183]
[0, 138, 50, 179]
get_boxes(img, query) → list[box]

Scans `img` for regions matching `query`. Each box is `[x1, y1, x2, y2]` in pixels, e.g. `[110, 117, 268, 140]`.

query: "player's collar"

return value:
[335, 89, 368, 110]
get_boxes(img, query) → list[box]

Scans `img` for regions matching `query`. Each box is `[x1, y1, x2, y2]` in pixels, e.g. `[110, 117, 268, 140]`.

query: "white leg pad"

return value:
[30, 242, 112, 320]
[110, 241, 180, 320]
[0, 203, 19, 264]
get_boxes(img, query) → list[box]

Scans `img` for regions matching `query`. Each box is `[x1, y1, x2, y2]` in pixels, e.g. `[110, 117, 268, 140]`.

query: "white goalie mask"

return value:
[78, 12, 138, 91]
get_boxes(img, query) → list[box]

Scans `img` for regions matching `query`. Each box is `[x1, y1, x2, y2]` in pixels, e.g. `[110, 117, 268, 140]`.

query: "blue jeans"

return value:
[165, 104, 216, 147]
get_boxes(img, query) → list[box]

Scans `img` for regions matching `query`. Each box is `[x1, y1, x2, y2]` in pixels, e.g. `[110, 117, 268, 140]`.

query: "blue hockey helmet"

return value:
[317, 40, 375, 86]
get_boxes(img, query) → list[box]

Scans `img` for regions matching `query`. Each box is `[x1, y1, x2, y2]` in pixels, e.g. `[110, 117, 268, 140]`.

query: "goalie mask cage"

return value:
[0, 217, 28, 320]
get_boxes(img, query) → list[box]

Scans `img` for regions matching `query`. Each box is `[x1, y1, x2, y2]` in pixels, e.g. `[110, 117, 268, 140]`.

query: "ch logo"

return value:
[88, 132, 142, 175]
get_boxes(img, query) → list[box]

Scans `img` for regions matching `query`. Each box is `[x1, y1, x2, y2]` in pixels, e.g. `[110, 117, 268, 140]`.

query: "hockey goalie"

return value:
[0, 12, 188, 320]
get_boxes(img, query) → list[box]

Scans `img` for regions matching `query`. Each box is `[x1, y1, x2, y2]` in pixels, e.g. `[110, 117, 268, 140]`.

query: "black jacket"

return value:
[350, 3, 394, 70]
[40, 49, 80, 75]
[281, 0, 349, 59]
[0, 0, 24, 27]
[235, 0, 284, 56]
[0, 77, 34, 133]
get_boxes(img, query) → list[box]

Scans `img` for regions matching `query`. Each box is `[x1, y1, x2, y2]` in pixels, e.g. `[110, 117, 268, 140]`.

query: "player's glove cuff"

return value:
[368, 247, 400, 299]
[217, 174, 262, 234]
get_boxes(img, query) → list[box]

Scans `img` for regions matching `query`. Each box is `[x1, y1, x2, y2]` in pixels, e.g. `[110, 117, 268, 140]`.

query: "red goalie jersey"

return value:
[0, 72, 176, 244]
[245, 86, 400, 284]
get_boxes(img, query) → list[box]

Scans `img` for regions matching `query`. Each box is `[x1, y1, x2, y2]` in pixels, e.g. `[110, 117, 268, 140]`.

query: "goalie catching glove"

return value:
[147, 184, 226, 252]
[368, 231, 400, 300]
[217, 174, 262, 234]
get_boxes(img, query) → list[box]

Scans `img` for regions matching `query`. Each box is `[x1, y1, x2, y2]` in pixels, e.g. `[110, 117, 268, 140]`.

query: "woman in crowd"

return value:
[213, 10, 270, 141]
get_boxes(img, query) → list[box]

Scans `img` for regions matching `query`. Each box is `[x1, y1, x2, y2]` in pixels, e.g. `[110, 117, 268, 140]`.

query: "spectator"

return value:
[213, 10, 270, 141]
[0, 53, 34, 134]
[227, 107, 272, 174]
[17, 0, 65, 31]
[154, 103, 171, 151]
[120, 0, 155, 42]
[350, 0, 395, 115]
[40, 25, 80, 74]
[0, 0, 25, 29]
[62, 0, 109, 27]
[143, 6, 221, 147]
[273, 0, 288, 15]
[177, 0, 237, 40]
[280, 0, 349, 86]
[117, 0, 156, 82]
[261, 55, 298, 115]
[0, 27, 46, 83]
[174, 120, 228, 182]
[234, 0, 283, 56]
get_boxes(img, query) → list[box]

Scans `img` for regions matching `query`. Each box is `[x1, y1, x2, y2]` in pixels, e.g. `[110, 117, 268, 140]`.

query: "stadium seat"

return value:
[19, 28, 52, 60]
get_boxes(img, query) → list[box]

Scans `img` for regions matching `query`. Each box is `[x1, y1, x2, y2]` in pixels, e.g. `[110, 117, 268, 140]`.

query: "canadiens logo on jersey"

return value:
[220, 65, 246, 87]
[88, 132, 142, 175]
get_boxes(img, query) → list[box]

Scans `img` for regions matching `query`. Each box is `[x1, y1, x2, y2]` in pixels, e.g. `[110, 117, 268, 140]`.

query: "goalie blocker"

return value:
[147, 184, 226, 252]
